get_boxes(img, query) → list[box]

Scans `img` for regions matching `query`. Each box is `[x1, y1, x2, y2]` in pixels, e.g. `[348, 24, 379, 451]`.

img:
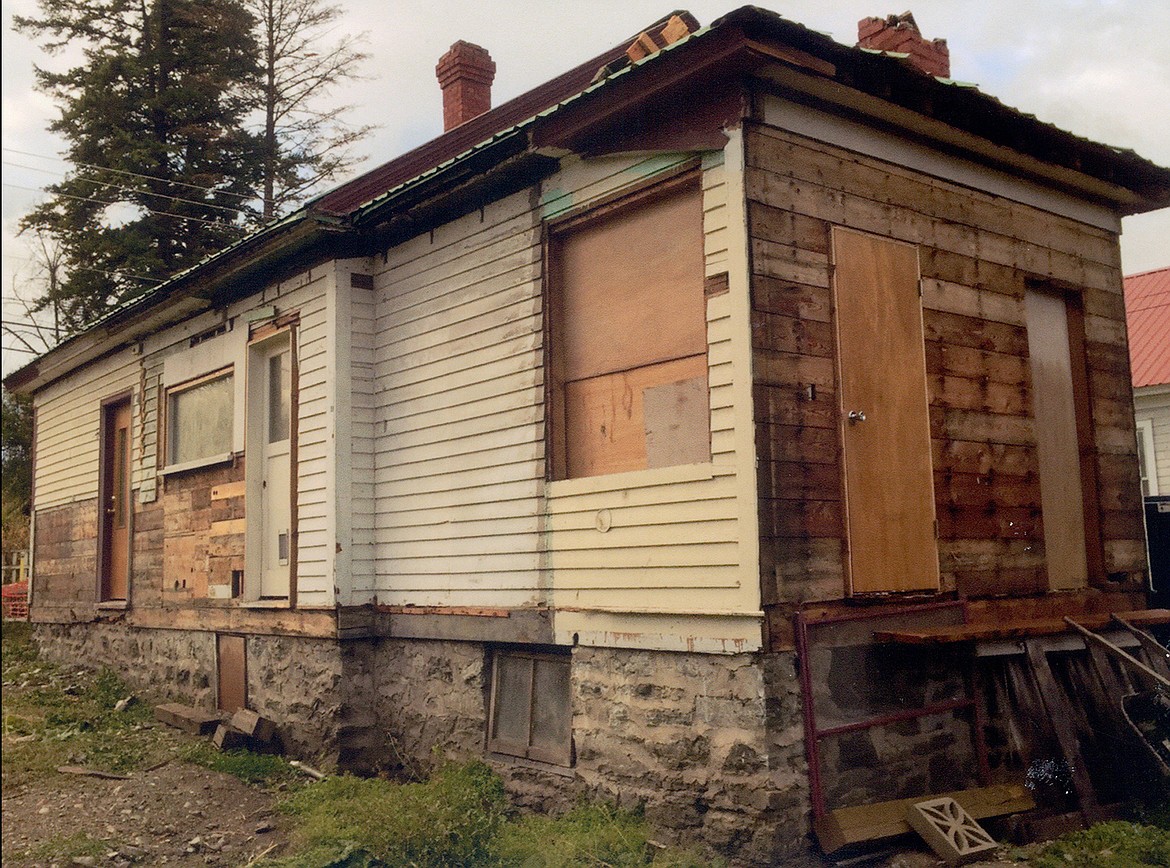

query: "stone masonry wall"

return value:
[34, 622, 217, 707]
[32, 624, 819, 867]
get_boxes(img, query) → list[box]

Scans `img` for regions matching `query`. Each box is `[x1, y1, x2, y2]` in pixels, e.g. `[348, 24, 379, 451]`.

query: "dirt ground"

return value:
[1, 759, 290, 867]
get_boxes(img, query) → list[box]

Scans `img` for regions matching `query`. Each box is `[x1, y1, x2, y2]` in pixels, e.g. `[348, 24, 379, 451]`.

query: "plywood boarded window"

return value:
[549, 176, 709, 479]
[487, 650, 572, 766]
[216, 634, 247, 713]
[1024, 287, 1099, 589]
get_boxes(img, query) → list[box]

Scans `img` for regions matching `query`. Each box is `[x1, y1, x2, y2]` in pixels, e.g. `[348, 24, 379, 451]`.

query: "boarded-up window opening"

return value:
[487, 650, 572, 766]
[548, 176, 709, 479]
[1024, 287, 1098, 589]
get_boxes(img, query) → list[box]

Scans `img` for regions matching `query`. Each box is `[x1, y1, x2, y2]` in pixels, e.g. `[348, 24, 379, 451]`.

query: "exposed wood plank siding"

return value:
[747, 115, 1145, 608]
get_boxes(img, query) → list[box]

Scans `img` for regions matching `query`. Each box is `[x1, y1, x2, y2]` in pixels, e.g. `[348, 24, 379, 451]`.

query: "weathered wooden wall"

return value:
[747, 120, 1147, 618]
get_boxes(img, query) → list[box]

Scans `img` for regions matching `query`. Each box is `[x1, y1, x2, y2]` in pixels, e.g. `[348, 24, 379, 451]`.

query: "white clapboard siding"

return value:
[346, 261, 378, 603]
[372, 183, 546, 606]
[34, 350, 141, 509]
[271, 274, 332, 602]
[369, 146, 759, 629]
[545, 149, 755, 622]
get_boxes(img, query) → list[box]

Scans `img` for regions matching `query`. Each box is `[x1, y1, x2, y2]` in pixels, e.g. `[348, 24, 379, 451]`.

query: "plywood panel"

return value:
[556, 181, 706, 381]
[216, 634, 247, 713]
[563, 356, 707, 478]
[832, 227, 939, 594]
[1024, 288, 1088, 590]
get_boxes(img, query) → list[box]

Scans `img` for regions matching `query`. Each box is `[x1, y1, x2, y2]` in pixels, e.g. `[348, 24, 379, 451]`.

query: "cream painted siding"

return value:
[270, 270, 332, 605]
[331, 260, 377, 606]
[371, 187, 545, 608]
[546, 136, 762, 652]
[371, 141, 762, 651]
[33, 349, 140, 510]
[1136, 387, 1170, 495]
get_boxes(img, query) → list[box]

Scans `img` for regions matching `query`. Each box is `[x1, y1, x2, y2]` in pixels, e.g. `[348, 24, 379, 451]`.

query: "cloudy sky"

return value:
[2, 0, 1168, 372]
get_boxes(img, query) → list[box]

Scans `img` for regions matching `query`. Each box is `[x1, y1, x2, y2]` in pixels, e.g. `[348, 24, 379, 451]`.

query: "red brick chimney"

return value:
[858, 12, 950, 78]
[436, 41, 496, 131]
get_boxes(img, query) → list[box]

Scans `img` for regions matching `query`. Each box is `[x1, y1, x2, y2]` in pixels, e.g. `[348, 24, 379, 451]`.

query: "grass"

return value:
[1019, 821, 1170, 868]
[181, 739, 302, 787]
[26, 831, 110, 864]
[257, 763, 723, 868]
[1, 620, 179, 786]
[497, 802, 718, 868]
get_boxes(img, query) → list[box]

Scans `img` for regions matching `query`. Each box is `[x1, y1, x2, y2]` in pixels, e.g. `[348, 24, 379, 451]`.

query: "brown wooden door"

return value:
[100, 397, 132, 600]
[831, 228, 939, 594]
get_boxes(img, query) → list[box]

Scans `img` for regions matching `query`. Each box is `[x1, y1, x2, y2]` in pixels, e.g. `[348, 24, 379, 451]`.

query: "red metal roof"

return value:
[1125, 266, 1170, 388]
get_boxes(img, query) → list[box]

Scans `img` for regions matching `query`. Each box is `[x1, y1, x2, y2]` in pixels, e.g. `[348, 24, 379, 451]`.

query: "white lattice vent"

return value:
[906, 797, 999, 865]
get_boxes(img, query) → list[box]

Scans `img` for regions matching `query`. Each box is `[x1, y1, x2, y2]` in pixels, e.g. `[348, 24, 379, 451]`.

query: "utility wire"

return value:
[3, 159, 254, 219]
[4, 182, 249, 232]
[3, 146, 258, 202]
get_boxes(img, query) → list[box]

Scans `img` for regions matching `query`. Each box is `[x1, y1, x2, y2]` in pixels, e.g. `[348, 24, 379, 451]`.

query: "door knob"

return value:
[847, 410, 867, 423]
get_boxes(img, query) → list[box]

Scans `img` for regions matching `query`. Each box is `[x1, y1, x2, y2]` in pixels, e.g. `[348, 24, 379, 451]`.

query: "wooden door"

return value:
[100, 397, 132, 600]
[832, 228, 939, 594]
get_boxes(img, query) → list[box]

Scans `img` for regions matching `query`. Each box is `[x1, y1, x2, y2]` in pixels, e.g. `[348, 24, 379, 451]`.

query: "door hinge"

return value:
[918, 278, 924, 298]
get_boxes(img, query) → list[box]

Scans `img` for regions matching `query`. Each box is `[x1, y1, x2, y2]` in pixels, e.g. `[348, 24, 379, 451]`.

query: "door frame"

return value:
[96, 390, 133, 603]
[244, 322, 298, 605]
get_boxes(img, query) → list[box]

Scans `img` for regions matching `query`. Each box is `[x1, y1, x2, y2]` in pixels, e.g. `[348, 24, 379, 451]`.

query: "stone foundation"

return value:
[33, 623, 825, 866]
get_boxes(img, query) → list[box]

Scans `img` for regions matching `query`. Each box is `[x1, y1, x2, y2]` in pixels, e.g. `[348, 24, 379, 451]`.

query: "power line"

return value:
[3, 146, 258, 202]
[3, 182, 249, 233]
[3, 159, 254, 219]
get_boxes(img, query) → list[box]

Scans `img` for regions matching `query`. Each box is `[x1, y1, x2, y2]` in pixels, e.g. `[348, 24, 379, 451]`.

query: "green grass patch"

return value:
[258, 762, 719, 868]
[181, 740, 300, 787]
[265, 761, 509, 867]
[26, 831, 111, 863]
[498, 802, 719, 868]
[2, 620, 178, 786]
[1020, 821, 1170, 868]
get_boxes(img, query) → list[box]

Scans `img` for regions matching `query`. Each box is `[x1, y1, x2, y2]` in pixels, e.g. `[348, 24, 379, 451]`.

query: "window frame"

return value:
[1137, 418, 1159, 497]
[544, 166, 709, 482]
[161, 366, 235, 474]
[486, 649, 573, 767]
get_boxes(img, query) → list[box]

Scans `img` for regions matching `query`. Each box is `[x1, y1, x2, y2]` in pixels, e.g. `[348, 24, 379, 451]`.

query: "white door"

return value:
[250, 334, 292, 598]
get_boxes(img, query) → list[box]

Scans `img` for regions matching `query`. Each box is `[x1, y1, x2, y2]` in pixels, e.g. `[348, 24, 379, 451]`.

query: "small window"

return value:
[548, 176, 709, 479]
[1138, 419, 1159, 497]
[487, 650, 572, 766]
[166, 369, 233, 466]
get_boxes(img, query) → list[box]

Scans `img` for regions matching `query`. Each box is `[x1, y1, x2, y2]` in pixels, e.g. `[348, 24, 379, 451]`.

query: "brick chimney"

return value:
[436, 41, 496, 131]
[858, 12, 950, 78]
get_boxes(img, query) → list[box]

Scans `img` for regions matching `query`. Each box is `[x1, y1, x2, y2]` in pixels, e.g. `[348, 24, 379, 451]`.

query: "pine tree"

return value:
[247, 0, 373, 221]
[15, 0, 264, 330]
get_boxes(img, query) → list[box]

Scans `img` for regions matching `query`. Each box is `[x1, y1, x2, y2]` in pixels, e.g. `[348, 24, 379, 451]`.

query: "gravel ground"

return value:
[1, 759, 289, 867]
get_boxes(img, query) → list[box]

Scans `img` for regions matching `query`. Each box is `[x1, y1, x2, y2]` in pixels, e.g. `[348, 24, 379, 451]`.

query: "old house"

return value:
[7, 7, 1170, 864]
[1125, 266, 1170, 601]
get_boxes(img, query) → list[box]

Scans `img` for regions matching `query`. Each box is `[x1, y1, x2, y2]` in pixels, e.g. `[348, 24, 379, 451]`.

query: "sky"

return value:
[2, 0, 1168, 374]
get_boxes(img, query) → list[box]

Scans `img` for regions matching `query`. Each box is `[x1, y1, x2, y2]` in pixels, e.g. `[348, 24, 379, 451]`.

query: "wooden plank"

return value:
[1024, 639, 1097, 807]
[1112, 615, 1170, 680]
[554, 179, 705, 382]
[1064, 618, 1170, 688]
[562, 355, 707, 478]
[210, 481, 246, 500]
[876, 610, 1170, 644]
[210, 518, 247, 536]
[813, 783, 1034, 857]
